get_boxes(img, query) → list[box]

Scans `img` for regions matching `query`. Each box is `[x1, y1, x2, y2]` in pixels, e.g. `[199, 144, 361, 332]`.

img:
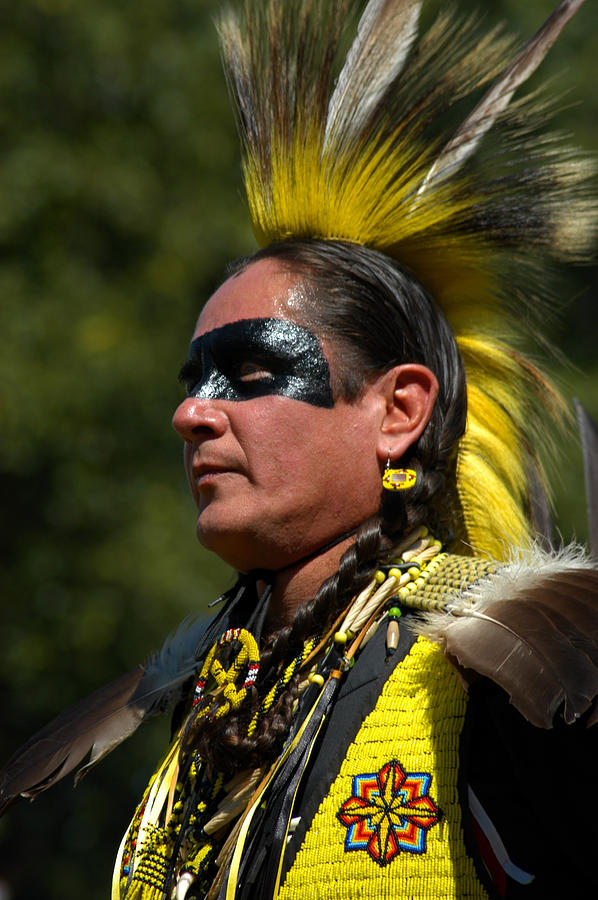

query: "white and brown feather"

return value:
[416, 545, 598, 728]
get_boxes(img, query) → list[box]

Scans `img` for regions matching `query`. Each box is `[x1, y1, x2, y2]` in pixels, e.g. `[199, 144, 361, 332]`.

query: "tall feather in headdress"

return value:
[218, 0, 597, 559]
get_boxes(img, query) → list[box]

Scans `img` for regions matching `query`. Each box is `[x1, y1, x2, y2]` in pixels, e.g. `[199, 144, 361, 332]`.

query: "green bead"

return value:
[388, 606, 402, 619]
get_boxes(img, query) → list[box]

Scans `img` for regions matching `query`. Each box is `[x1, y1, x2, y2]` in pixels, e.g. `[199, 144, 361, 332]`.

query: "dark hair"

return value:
[189, 239, 467, 773]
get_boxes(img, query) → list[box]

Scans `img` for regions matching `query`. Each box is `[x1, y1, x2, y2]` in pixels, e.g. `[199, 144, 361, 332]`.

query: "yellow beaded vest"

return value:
[279, 637, 489, 900]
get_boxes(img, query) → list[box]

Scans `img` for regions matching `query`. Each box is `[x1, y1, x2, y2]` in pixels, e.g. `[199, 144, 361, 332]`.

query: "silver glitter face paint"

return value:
[178, 317, 334, 407]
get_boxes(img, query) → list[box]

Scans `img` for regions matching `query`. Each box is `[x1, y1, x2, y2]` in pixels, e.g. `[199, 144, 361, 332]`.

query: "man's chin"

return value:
[195, 513, 290, 574]
[195, 518, 255, 572]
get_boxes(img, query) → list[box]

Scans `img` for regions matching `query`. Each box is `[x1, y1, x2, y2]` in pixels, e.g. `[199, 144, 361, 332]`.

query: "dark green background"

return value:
[0, 1, 596, 897]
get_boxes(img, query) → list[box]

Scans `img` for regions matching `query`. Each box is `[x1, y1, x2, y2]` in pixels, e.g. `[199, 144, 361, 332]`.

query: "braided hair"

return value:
[188, 239, 466, 774]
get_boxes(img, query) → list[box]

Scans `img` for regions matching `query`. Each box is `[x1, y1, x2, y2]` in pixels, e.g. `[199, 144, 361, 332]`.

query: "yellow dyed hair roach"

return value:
[218, 0, 596, 558]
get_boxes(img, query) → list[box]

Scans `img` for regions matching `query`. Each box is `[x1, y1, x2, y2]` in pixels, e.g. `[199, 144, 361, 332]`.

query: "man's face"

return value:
[172, 258, 385, 572]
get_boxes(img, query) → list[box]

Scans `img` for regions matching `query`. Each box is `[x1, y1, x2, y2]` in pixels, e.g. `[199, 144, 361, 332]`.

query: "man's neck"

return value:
[262, 534, 357, 632]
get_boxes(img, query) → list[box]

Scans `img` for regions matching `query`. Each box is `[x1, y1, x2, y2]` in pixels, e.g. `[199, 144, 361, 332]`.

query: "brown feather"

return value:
[0, 614, 210, 814]
[432, 563, 598, 728]
[0, 667, 145, 813]
[422, 0, 586, 189]
[324, 0, 422, 150]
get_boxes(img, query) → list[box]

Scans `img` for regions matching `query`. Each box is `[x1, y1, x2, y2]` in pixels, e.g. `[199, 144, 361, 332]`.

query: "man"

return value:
[2, 1, 598, 898]
[108, 240, 598, 897]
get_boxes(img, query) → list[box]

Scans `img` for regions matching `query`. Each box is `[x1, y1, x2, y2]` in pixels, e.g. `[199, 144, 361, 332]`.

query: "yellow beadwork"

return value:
[278, 638, 490, 900]
[194, 628, 260, 721]
[115, 741, 222, 900]
[382, 467, 417, 491]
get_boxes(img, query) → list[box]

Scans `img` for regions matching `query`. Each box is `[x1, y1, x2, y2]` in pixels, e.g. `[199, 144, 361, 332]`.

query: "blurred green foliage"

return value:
[0, 1, 596, 898]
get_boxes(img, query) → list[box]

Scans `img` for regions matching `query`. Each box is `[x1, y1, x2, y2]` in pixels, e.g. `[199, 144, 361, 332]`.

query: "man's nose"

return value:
[171, 396, 229, 443]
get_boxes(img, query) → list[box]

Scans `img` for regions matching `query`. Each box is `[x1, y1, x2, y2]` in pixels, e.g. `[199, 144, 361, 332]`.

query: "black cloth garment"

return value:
[463, 678, 598, 896]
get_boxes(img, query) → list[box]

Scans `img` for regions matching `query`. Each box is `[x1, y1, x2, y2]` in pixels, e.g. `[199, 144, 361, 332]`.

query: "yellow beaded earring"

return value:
[382, 452, 417, 491]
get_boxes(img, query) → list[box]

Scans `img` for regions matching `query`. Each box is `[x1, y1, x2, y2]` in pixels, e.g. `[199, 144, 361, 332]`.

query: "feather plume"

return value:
[218, 0, 597, 561]
[0, 615, 209, 814]
[420, 0, 587, 189]
[416, 546, 598, 727]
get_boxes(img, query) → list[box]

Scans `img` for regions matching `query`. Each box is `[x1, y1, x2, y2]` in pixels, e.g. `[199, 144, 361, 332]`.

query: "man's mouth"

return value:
[192, 462, 237, 488]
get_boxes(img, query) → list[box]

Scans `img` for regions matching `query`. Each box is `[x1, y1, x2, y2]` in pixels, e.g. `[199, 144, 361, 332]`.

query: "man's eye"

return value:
[178, 363, 202, 396]
[183, 380, 198, 396]
[238, 361, 273, 382]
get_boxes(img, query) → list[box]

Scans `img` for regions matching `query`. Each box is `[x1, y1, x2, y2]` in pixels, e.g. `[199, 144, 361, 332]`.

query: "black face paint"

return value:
[178, 318, 334, 407]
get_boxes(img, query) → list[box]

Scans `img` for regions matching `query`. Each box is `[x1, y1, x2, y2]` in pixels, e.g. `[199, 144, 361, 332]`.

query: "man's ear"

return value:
[375, 364, 439, 463]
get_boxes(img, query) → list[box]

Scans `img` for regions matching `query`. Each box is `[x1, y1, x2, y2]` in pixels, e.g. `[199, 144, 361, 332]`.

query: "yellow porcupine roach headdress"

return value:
[217, 0, 596, 559]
